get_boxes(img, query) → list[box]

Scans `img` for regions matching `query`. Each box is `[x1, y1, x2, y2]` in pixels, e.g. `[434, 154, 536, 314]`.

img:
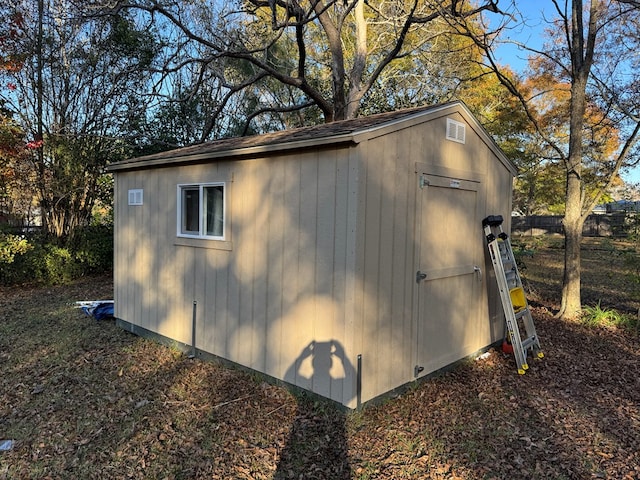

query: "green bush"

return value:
[36, 244, 84, 284]
[69, 224, 113, 273]
[0, 233, 35, 284]
[0, 233, 32, 264]
[0, 224, 113, 286]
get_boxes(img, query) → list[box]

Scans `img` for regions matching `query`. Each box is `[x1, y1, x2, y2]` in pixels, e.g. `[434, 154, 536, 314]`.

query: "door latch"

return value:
[474, 265, 482, 281]
[416, 271, 427, 283]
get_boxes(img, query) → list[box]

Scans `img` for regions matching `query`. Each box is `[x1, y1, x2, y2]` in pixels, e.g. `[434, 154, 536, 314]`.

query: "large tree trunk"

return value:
[559, 63, 589, 319]
[560, 170, 583, 319]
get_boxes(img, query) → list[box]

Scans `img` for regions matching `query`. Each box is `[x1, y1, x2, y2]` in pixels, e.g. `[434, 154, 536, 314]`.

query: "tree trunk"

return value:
[559, 61, 589, 319]
[560, 170, 583, 319]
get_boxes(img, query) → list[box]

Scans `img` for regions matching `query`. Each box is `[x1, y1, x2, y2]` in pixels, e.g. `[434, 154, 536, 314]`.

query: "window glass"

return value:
[178, 183, 225, 239]
[182, 187, 200, 234]
[204, 185, 224, 237]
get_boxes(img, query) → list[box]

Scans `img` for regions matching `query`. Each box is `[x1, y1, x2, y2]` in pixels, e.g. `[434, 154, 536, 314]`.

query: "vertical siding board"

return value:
[203, 249, 217, 353]
[251, 160, 269, 372]
[114, 174, 126, 321]
[194, 247, 207, 351]
[158, 169, 174, 336]
[265, 158, 285, 377]
[361, 139, 383, 398]
[226, 183, 242, 361]
[122, 174, 133, 325]
[332, 150, 351, 404]
[295, 153, 318, 392]
[235, 162, 256, 366]
[216, 252, 230, 356]
[314, 149, 337, 399]
[352, 149, 369, 403]
[280, 157, 302, 383]
[146, 170, 159, 333]
[132, 171, 144, 330]
[375, 135, 396, 394]
[391, 129, 414, 384]
[343, 147, 362, 408]
[405, 141, 419, 386]
[114, 174, 122, 320]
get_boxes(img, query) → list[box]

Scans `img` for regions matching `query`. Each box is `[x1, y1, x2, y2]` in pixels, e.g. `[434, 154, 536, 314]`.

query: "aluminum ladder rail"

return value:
[482, 215, 544, 374]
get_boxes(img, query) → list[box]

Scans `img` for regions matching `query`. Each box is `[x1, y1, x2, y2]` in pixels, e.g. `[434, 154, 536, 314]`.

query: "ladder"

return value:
[482, 215, 543, 374]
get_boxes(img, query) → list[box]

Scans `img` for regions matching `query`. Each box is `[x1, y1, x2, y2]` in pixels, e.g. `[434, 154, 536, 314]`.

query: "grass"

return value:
[582, 301, 638, 330]
[1, 238, 640, 479]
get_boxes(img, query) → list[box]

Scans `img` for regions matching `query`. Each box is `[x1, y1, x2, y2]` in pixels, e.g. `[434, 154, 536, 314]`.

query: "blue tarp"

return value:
[79, 301, 114, 320]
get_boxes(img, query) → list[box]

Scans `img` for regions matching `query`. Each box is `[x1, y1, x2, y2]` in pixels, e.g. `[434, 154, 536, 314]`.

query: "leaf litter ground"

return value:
[1, 237, 640, 479]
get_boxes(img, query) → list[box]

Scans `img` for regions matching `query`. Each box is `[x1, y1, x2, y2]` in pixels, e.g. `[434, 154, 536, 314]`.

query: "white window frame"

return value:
[177, 182, 226, 240]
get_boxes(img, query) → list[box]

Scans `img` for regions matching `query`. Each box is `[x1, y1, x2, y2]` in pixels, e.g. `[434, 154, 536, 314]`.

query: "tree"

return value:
[454, 0, 640, 318]
[109, 0, 503, 132]
[1, 2, 160, 238]
[0, 7, 37, 225]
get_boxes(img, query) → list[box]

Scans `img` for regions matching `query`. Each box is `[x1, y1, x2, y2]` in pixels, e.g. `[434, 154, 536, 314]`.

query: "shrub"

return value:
[0, 233, 32, 263]
[0, 224, 113, 286]
[0, 233, 34, 284]
[69, 224, 113, 273]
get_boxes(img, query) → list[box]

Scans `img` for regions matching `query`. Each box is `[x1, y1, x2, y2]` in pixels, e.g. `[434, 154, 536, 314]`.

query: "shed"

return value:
[107, 101, 516, 408]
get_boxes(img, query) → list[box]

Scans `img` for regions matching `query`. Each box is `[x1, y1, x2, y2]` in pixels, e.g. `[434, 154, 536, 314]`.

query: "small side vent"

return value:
[446, 118, 466, 144]
[128, 189, 143, 206]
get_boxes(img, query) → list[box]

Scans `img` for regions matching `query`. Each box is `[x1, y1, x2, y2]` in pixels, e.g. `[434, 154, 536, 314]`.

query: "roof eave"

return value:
[107, 134, 359, 172]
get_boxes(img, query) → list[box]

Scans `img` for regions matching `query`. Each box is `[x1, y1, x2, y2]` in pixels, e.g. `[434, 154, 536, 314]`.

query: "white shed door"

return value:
[414, 173, 483, 376]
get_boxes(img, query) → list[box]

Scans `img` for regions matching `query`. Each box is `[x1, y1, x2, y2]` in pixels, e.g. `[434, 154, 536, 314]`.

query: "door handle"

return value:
[416, 271, 427, 283]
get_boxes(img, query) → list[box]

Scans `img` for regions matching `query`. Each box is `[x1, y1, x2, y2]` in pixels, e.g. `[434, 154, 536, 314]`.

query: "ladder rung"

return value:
[521, 336, 538, 350]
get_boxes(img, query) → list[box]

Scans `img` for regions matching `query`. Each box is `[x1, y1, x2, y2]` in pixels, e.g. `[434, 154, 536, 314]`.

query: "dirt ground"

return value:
[1, 238, 639, 479]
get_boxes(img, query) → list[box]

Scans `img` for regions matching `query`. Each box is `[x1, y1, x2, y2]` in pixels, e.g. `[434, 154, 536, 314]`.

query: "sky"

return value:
[489, 0, 640, 187]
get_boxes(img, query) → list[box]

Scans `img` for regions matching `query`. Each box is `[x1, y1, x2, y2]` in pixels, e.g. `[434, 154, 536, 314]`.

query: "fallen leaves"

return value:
[1, 244, 640, 479]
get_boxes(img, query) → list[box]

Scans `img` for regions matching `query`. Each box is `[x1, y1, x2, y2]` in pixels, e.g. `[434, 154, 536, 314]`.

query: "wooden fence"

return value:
[511, 214, 640, 237]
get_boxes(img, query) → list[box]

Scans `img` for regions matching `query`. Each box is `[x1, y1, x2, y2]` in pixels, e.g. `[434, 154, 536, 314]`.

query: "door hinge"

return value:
[419, 175, 429, 189]
[414, 365, 424, 377]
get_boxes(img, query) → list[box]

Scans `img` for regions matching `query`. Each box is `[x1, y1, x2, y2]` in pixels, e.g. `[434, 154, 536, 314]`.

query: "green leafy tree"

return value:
[1, 3, 160, 238]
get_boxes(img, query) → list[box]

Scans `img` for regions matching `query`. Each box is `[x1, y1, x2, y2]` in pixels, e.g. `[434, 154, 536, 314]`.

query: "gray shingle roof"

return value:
[107, 103, 454, 171]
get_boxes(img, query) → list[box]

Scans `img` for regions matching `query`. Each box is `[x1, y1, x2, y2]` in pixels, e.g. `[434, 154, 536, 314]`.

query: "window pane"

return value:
[204, 185, 224, 237]
[182, 187, 200, 234]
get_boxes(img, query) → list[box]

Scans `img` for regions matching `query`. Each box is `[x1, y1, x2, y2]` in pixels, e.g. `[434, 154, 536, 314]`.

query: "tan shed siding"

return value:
[483, 158, 514, 342]
[112, 103, 514, 408]
[333, 149, 356, 405]
[434, 113, 508, 349]
[438, 113, 487, 176]
[358, 126, 421, 401]
[113, 176, 124, 321]
[113, 150, 360, 406]
[393, 127, 419, 387]
[264, 157, 286, 378]
[356, 112, 508, 402]
[117, 171, 144, 328]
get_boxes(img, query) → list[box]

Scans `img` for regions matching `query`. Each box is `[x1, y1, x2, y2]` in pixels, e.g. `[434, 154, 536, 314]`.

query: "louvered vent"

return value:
[128, 189, 143, 206]
[446, 118, 466, 144]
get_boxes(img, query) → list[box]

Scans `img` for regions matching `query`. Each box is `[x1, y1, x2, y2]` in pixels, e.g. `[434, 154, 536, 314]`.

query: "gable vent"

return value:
[446, 118, 466, 144]
[128, 189, 143, 206]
